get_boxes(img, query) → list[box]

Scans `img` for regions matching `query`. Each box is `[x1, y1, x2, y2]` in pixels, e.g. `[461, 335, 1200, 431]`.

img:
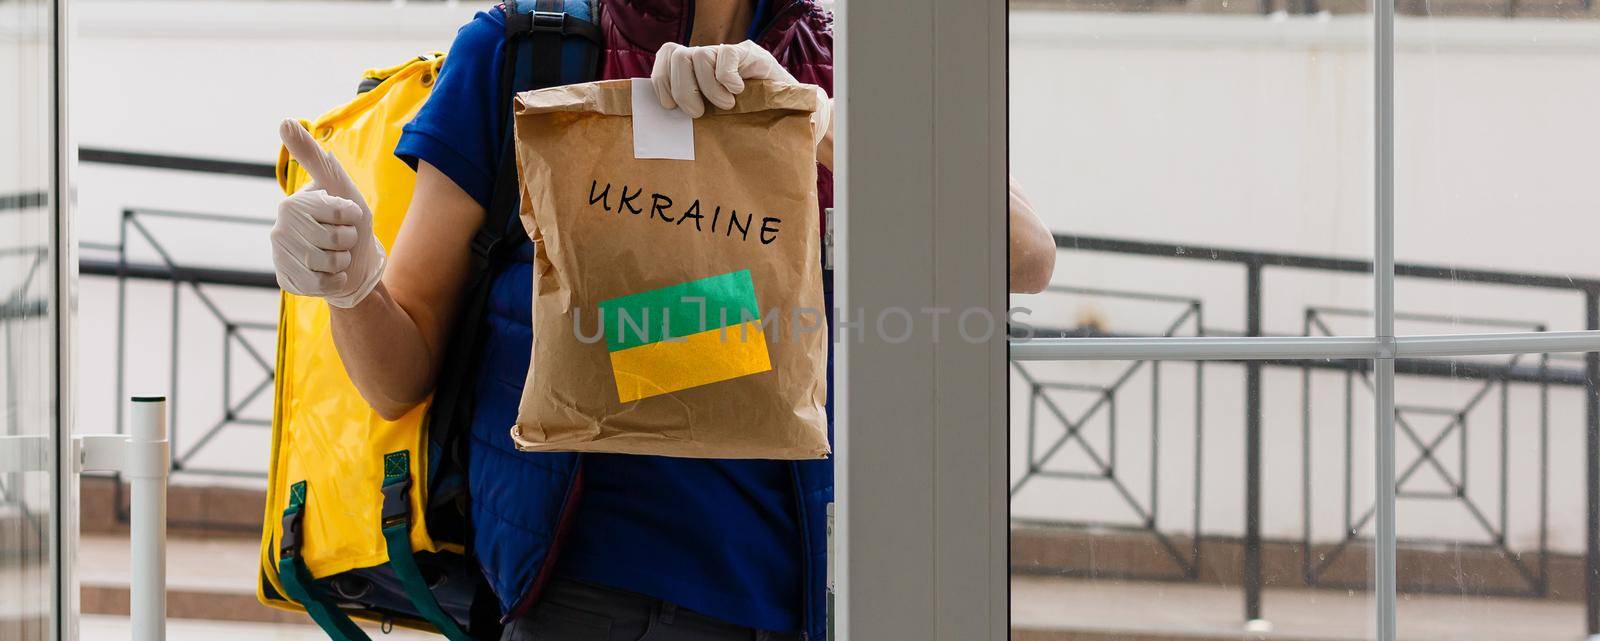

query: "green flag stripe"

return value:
[599, 270, 760, 352]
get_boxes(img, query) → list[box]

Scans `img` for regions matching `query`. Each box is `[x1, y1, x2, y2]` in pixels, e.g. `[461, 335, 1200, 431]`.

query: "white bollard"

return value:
[127, 397, 169, 641]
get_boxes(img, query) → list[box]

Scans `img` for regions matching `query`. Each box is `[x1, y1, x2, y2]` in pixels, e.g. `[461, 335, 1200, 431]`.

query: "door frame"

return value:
[52, 0, 76, 635]
[834, 0, 1010, 639]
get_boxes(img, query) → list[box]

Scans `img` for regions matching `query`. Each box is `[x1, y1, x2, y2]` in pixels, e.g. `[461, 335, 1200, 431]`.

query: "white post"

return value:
[127, 396, 168, 641]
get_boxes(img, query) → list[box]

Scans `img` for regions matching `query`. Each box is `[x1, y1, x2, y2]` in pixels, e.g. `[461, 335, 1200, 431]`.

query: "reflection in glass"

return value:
[1, 0, 57, 638]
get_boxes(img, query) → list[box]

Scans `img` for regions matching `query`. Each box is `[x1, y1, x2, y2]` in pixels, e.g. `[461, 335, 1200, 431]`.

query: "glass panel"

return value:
[0, 0, 57, 637]
[1009, 358, 1375, 639]
[1394, 350, 1589, 640]
[1394, 8, 1600, 334]
[1010, 0, 1373, 339]
[70, 3, 472, 484]
[1390, 0, 1600, 627]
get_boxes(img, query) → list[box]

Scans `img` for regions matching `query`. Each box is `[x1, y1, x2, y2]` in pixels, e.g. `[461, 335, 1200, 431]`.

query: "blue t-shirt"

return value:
[394, 8, 804, 633]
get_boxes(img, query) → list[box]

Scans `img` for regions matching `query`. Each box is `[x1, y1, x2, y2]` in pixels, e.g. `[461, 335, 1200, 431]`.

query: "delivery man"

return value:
[270, 1, 1056, 639]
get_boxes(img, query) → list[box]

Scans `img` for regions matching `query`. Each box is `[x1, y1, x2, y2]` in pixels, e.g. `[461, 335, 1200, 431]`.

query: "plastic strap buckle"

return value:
[280, 508, 302, 559]
[381, 476, 412, 529]
[529, 10, 566, 33]
[470, 228, 499, 260]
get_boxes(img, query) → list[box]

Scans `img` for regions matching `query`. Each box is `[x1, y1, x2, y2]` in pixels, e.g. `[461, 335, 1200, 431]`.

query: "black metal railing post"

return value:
[1244, 261, 1264, 623]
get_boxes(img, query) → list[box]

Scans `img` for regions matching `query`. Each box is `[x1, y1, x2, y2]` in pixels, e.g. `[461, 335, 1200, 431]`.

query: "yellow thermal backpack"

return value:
[258, 3, 600, 638]
[258, 52, 473, 639]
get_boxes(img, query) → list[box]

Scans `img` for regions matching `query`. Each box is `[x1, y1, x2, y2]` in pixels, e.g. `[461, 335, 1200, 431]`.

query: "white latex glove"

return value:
[651, 41, 831, 148]
[272, 119, 386, 309]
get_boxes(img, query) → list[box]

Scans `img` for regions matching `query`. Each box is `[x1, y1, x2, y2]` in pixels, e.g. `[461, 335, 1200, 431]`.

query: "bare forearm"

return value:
[329, 281, 438, 420]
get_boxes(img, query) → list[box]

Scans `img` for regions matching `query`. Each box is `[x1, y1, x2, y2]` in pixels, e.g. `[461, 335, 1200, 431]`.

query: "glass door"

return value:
[0, 0, 64, 638]
[1005, 0, 1600, 640]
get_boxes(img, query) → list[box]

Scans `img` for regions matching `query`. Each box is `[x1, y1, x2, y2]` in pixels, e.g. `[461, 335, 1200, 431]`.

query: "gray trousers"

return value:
[500, 578, 801, 641]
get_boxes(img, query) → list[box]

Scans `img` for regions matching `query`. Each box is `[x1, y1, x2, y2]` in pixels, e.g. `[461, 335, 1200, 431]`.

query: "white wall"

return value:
[62, 1, 1600, 550]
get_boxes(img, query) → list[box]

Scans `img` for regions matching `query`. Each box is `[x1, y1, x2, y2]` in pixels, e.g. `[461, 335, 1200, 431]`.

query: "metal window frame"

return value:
[1011, 331, 1600, 362]
[52, 0, 75, 636]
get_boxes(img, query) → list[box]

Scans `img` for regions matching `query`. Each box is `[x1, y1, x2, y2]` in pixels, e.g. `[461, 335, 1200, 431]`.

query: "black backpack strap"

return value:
[504, 0, 601, 90]
[482, 0, 600, 254]
[425, 0, 599, 509]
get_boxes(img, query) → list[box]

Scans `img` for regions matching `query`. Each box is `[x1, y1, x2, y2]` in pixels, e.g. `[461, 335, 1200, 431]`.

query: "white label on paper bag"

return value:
[631, 77, 695, 161]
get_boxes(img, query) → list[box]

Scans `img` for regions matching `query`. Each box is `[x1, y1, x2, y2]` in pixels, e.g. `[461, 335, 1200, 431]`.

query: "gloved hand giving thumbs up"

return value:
[271, 119, 387, 309]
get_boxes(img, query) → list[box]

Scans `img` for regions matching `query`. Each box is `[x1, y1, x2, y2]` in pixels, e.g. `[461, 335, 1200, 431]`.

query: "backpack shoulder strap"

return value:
[380, 6, 600, 638]
[424, 0, 599, 509]
[478, 0, 600, 262]
[504, 0, 601, 90]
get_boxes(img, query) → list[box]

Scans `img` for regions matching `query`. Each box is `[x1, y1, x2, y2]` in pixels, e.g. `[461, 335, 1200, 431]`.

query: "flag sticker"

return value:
[600, 270, 773, 402]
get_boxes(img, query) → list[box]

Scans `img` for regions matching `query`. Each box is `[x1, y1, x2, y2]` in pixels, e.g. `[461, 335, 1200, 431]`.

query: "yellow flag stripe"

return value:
[609, 320, 773, 403]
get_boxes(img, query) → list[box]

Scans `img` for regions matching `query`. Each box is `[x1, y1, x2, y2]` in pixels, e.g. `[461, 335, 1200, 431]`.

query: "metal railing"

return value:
[97, 208, 277, 478]
[74, 150, 279, 534]
[26, 149, 1600, 632]
[1013, 232, 1600, 633]
[1298, 307, 1559, 597]
[1010, 286, 1206, 581]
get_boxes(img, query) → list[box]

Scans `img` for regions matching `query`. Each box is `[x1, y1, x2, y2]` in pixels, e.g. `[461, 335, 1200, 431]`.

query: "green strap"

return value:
[278, 481, 371, 641]
[380, 450, 477, 641]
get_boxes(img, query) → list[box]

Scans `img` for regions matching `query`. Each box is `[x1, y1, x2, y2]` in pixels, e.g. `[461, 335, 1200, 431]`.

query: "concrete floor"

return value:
[80, 615, 433, 641]
[22, 536, 1597, 640]
[78, 534, 258, 594]
[79, 534, 259, 594]
[1014, 575, 1589, 641]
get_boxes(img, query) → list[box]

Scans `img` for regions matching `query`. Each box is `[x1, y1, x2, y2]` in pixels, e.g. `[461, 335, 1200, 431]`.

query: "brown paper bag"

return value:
[508, 78, 830, 460]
